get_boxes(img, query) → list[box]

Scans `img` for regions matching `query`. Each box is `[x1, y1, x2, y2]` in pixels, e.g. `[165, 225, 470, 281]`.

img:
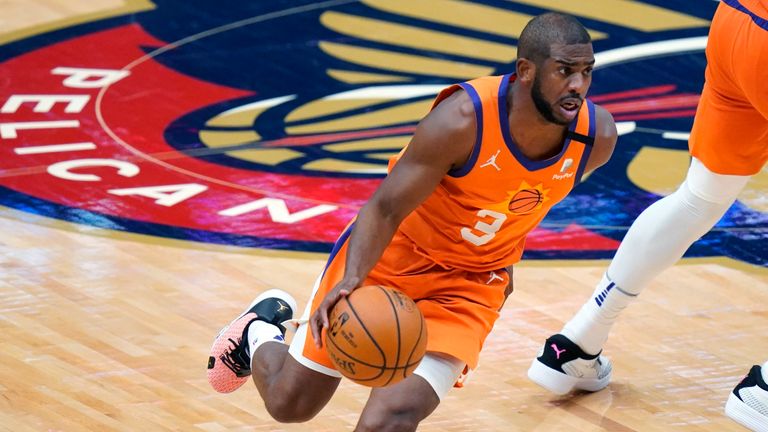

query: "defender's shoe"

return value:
[725, 365, 768, 432]
[207, 289, 297, 393]
[527, 333, 612, 395]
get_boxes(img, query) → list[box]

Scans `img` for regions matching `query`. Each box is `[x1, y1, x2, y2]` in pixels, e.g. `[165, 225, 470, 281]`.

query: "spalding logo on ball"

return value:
[325, 285, 427, 387]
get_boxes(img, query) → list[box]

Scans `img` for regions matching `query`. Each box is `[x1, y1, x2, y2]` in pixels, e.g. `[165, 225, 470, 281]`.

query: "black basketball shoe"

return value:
[527, 333, 612, 395]
[725, 365, 768, 432]
[207, 289, 297, 393]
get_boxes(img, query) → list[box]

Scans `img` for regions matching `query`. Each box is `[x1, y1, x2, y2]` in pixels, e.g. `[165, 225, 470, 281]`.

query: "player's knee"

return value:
[686, 157, 749, 205]
[262, 380, 327, 423]
[357, 398, 427, 432]
[356, 409, 421, 432]
[258, 354, 340, 423]
[263, 393, 319, 423]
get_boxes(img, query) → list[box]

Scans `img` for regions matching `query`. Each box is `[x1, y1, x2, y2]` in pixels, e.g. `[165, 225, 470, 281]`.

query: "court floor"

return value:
[0, 1, 766, 431]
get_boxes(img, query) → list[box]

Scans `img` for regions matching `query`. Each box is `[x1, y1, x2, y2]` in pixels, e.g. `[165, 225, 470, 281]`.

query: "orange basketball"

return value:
[325, 285, 427, 387]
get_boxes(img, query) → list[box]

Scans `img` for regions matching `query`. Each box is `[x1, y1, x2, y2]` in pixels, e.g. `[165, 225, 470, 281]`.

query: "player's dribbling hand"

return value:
[310, 277, 360, 348]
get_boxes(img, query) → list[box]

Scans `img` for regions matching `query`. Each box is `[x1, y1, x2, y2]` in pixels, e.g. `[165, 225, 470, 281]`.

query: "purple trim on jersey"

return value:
[322, 221, 354, 274]
[722, 0, 768, 30]
[574, 99, 597, 185]
[448, 82, 484, 177]
[587, 98, 596, 137]
[498, 73, 579, 171]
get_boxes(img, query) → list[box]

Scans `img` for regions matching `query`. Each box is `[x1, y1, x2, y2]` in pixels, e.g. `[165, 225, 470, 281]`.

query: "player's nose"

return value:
[567, 73, 587, 93]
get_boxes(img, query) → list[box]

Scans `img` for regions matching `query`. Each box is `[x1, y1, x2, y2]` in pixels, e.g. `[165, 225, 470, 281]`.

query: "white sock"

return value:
[560, 161, 747, 355]
[247, 320, 283, 368]
[762, 361, 768, 383]
[561, 273, 637, 355]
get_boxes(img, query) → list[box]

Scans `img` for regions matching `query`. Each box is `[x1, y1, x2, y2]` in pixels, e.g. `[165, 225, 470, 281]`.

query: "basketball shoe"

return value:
[725, 365, 768, 432]
[527, 333, 612, 395]
[207, 289, 297, 393]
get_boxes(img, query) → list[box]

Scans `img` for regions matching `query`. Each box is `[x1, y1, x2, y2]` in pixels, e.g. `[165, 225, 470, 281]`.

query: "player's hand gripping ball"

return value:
[325, 285, 427, 387]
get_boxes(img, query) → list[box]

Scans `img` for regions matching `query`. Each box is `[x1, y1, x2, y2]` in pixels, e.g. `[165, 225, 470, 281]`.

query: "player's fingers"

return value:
[319, 292, 340, 341]
[311, 287, 342, 348]
[310, 310, 323, 348]
[320, 301, 330, 333]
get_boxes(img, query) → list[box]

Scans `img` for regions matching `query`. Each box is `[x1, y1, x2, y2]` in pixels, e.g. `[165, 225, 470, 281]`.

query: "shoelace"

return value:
[220, 337, 252, 377]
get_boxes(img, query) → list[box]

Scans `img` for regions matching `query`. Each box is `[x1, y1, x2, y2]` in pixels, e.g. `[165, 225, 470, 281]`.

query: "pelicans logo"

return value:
[0, 0, 764, 265]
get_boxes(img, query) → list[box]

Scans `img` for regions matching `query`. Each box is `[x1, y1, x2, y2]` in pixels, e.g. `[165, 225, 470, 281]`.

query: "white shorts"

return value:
[288, 320, 465, 401]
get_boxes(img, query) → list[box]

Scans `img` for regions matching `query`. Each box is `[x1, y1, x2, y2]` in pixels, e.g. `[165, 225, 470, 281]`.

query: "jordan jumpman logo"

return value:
[480, 150, 501, 171]
[486, 271, 504, 285]
[551, 343, 567, 360]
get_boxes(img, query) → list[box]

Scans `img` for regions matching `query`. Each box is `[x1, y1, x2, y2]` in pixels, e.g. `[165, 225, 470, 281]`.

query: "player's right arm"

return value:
[309, 89, 477, 347]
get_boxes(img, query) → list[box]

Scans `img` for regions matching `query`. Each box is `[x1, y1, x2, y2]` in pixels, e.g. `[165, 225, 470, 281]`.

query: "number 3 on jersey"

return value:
[461, 209, 507, 246]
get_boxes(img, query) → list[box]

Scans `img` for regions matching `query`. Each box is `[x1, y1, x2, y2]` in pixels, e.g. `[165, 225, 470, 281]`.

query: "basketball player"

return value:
[207, 13, 617, 431]
[528, 2, 768, 431]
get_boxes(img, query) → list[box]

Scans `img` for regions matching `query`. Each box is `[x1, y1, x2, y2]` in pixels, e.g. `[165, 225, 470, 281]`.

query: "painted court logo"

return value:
[0, 1, 764, 265]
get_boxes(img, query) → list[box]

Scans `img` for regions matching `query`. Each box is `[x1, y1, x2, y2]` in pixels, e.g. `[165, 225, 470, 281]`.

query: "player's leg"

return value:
[529, 2, 766, 394]
[206, 286, 342, 422]
[356, 242, 508, 430]
[717, 3, 768, 430]
[529, 146, 752, 390]
[251, 344, 341, 422]
[355, 353, 464, 432]
[528, 157, 751, 394]
[207, 225, 359, 421]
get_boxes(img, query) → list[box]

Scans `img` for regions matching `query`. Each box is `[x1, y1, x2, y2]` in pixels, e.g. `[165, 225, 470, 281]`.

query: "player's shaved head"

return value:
[518, 13, 591, 64]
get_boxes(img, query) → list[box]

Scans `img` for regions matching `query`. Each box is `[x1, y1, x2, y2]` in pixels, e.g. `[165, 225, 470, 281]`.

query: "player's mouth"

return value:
[558, 98, 581, 121]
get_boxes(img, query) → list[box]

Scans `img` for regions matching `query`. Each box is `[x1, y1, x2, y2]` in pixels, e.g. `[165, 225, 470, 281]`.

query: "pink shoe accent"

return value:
[207, 312, 257, 393]
[551, 343, 567, 360]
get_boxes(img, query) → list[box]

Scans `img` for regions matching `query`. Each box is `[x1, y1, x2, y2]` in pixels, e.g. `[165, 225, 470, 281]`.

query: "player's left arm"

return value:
[582, 104, 617, 175]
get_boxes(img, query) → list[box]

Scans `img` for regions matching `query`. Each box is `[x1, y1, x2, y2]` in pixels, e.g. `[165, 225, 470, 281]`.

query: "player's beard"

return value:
[531, 73, 570, 126]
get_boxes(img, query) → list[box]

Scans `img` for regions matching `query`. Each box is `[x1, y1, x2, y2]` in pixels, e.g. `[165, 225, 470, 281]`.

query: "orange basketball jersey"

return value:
[390, 74, 596, 272]
[737, 0, 768, 16]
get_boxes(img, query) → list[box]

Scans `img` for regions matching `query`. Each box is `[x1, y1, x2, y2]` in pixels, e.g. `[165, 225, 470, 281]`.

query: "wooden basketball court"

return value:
[1, 1, 766, 431]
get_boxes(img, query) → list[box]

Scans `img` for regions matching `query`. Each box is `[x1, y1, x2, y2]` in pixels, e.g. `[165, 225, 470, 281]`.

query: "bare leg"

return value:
[251, 342, 341, 423]
[354, 374, 441, 432]
[207, 290, 342, 423]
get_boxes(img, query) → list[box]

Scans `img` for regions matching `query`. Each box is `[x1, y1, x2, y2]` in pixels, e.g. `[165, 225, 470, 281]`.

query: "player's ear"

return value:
[516, 57, 536, 83]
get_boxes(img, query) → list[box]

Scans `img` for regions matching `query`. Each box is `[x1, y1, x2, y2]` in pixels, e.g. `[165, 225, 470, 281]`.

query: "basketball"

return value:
[325, 285, 427, 387]
[509, 188, 543, 213]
